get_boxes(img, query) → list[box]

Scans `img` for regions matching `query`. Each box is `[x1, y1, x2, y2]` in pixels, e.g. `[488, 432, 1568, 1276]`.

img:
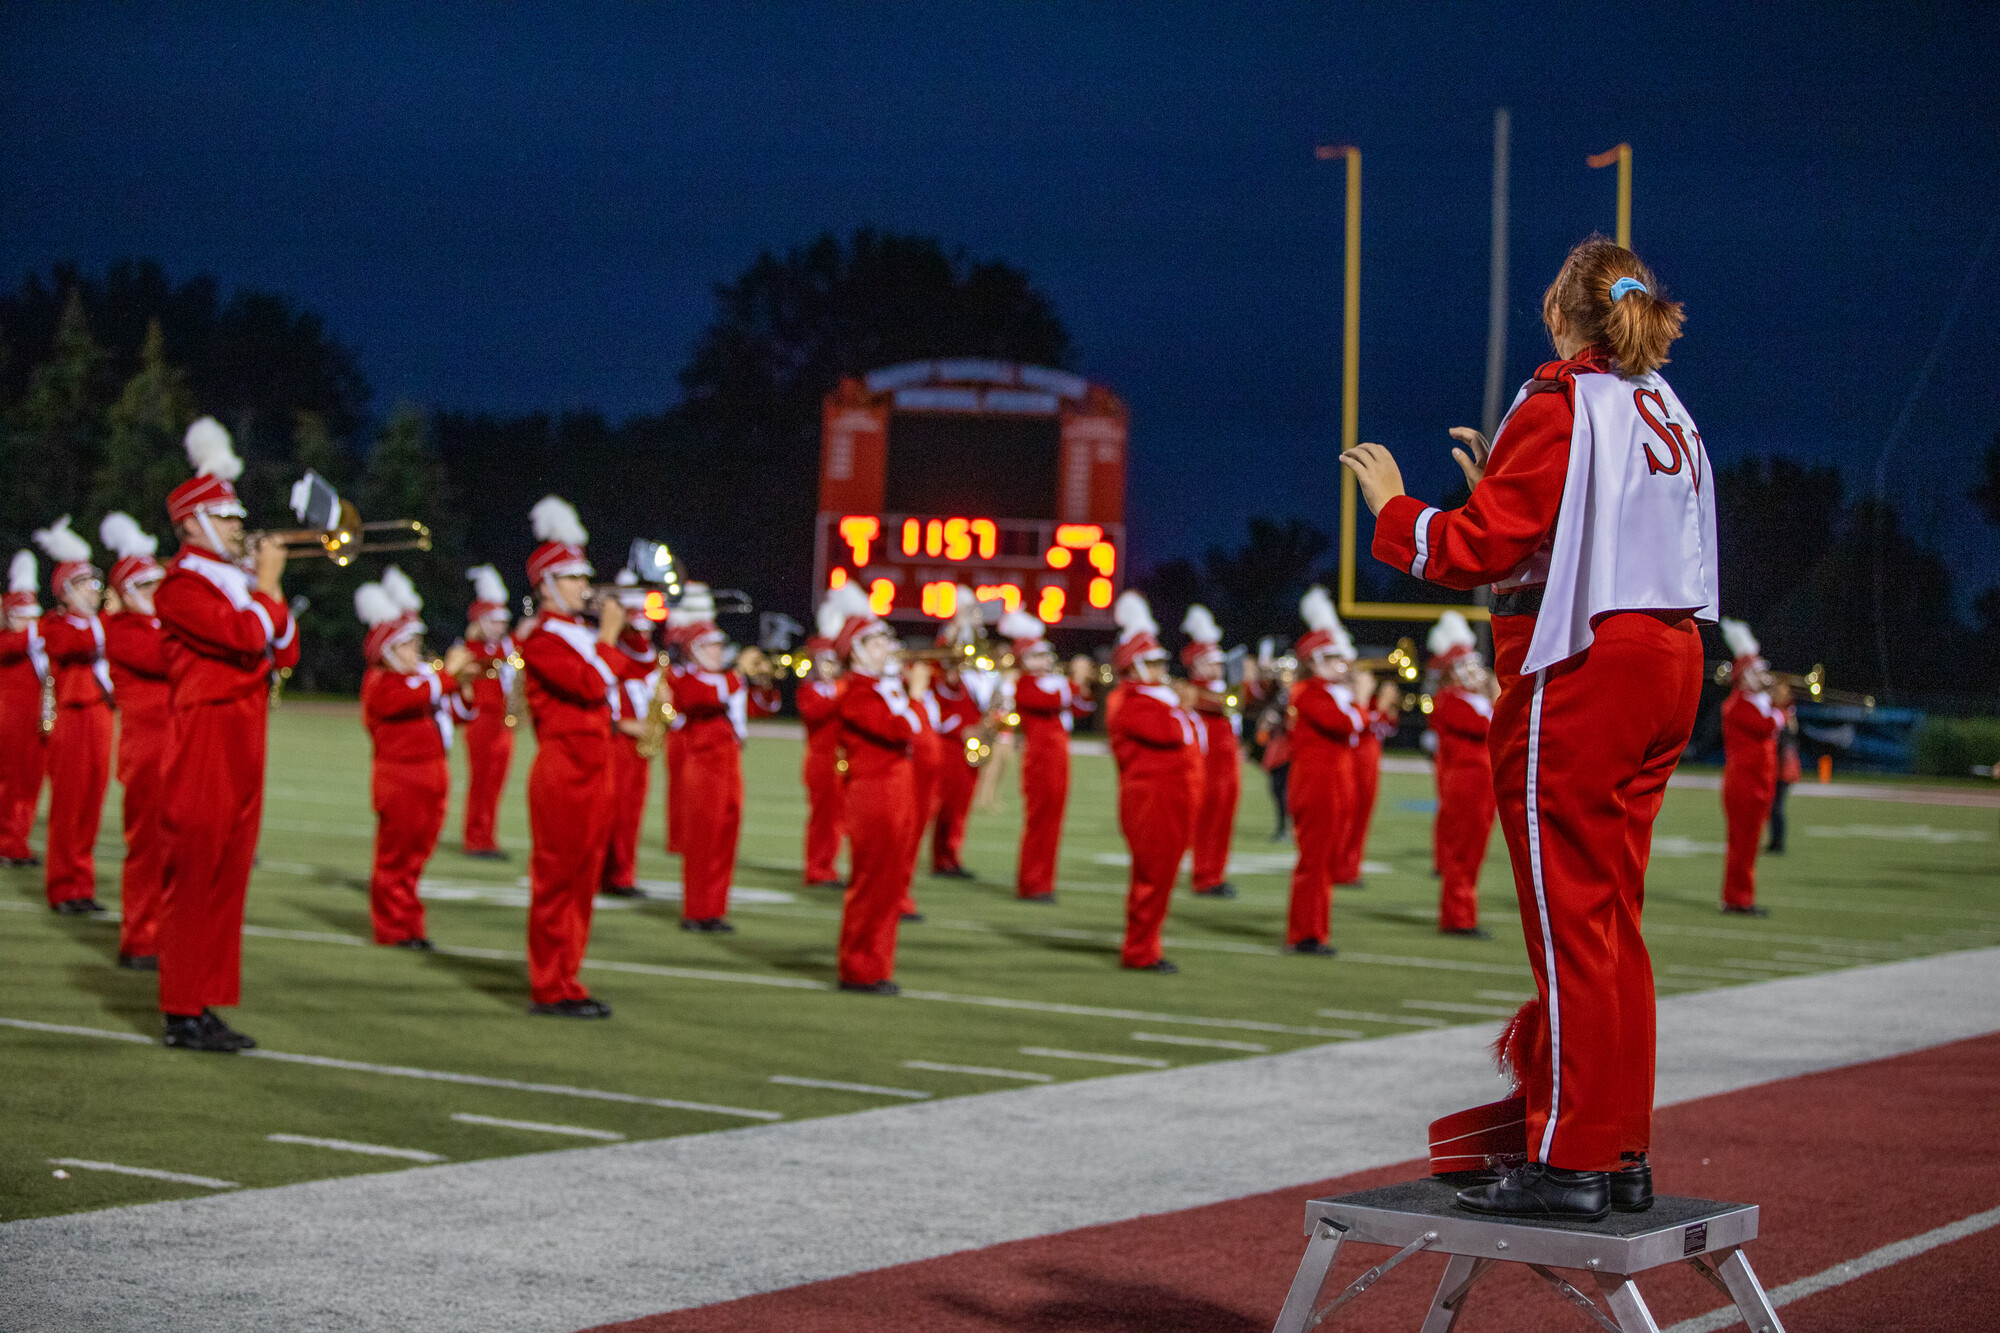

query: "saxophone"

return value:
[501, 645, 527, 728]
[634, 656, 676, 759]
[39, 670, 56, 736]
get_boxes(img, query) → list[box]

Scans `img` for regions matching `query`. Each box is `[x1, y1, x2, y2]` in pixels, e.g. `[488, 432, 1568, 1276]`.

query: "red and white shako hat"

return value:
[1426, 610, 1479, 671]
[937, 584, 983, 649]
[807, 592, 847, 661]
[32, 516, 98, 597]
[526, 496, 592, 586]
[998, 607, 1051, 661]
[1720, 619, 1764, 683]
[1180, 603, 1224, 669]
[99, 513, 164, 596]
[5, 551, 38, 617]
[667, 582, 724, 651]
[824, 581, 886, 661]
[166, 417, 248, 524]
[465, 565, 510, 624]
[356, 566, 426, 663]
[1296, 585, 1356, 661]
[1112, 590, 1166, 673]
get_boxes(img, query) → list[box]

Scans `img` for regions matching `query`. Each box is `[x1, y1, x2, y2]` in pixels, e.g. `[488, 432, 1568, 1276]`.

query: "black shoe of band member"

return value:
[529, 997, 612, 1018]
[1287, 939, 1336, 956]
[392, 937, 435, 951]
[1455, 1163, 1611, 1222]
[1336, 880, 1366, 891]
[3, 854, 45, 868]
[54, 898, 100, 916]
[1192, 882, 1238, 899]
[1611, 1152, 1653, 1212]
[117, 953, 159, 971]
[900, 911, 925, 923]
[1018, 893, 1058, 905]
[1720, 903, 1770, 917]
[465, 847, 510, 861]
[163, 1009, 256, 1052]
[701, 918, 736, 933]
[838, 979, 901, 996]
[1126, 958, 1179, 974]
[1441, 926, 1492, 940]
[599, 884, 646, 899]
[930, 865, 975, 879]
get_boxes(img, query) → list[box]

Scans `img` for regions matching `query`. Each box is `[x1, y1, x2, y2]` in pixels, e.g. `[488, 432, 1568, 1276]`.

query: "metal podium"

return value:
[1270, 1178, 1786, 1332]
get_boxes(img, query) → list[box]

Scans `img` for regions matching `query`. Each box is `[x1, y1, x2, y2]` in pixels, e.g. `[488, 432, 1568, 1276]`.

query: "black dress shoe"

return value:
[599, 884, 646, 899]
[704, 918, 737, 933]
[838, 979, 901, 996]
[804, 879, 844, 890]
[1456, 1163, 1610, 1222]
[930, 865, 975, 879]
[1287, 939, 1337, 956]
[1336, 879, 1366, 891]
[391, 937, 435, 951]
[1018, 893, 1058, 905]
[1441, 926, 1492, 940]
[529, 998, 612, 1018]
[1126, 958, 1179, 973]
[1721, 903, 1770, 917]
[463, 847, 510, 861]
[162, 1009, 256, 1052]
[900, 911, 925, 923]
[117, 953, 159, 971]
[2, 854, 44, 868]
[54, 897, 104, 916]
[1192, 883, 1238, 899]
[1612, 1153, 1653, 1212]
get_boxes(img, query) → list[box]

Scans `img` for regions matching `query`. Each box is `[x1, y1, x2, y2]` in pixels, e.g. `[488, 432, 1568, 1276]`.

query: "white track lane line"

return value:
[1128, 1032, 1268, 1052]
[1019, 1047, 1169, 1068]
[767, 1075, 931, 1099]
[266, 1134, 446, 1163]
[47, 1158, 238, 1189]
[902, 1061, 1054, 1082]
[0, 1016, 782, 1122]
[1318, 1008, 1448, 1027]
[1662, 1203, 2000, 1333]
[449, 1113, 625, 1141]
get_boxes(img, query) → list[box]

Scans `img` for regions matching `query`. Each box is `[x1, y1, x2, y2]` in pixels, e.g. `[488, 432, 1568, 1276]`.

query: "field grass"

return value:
[3, 705, 1995, 1223]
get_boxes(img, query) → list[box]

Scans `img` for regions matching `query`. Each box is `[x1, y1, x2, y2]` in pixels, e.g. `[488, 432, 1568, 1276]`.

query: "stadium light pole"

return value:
[1316, 143, 1362, 613]
[1587, 142, 1632, 247]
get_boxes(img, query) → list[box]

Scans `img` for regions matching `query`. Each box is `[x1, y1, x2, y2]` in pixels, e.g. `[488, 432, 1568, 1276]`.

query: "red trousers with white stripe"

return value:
[116, 710, 169, 958]
[1336, 737, 1379, 885]
[802, 750, 845, 883]
[0, 684, 47, 861]
[369, 757, 447, 944]
[45, 701, 112, 906]
[1435, 762, 1496, 931]
[527, 731, 614, 1005]
[1720, 768, 1772, 910]
[602, 734, 649, 890]
[1190, 743, 1240, 891]
[1286, 750, 1353, 946]
[679, 741, 742, 921]
[1491, 611, 1702, 1171]
[1016, 737, 1067, 898]
[159, 697, 269, 1014]
[930, 756, 976, 872]
[664, 728, 687, 855]
[839, 768, 915, 985]
[1119, 772, 1191, 967]
[461, 713, 512, 853]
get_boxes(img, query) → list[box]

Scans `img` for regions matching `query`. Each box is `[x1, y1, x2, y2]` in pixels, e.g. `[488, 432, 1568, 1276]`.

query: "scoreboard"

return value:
[814, 359, 1128, 628]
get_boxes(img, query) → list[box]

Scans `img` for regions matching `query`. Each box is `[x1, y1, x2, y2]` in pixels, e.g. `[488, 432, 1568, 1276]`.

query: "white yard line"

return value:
[768, 1075, 931, 1100]
[1662, 1203, 2000, 1333]
[449, 1114, 625, 1142]
[266, 1134, 447, 1163]
[1, 1016, 152, 1044]
[1317, 1009, 1448, 1028]
[1401, 1000, 1518, 1016]
[1129, 1032, 1268, 1052]
[1019, 1047, 1170, 1068]
[902, 1061, 1054, 1082]
[47, 1158, 237, 1189]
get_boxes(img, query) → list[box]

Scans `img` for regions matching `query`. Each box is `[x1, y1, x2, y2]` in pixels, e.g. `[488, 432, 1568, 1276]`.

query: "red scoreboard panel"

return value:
[815, 360, 1128, 628]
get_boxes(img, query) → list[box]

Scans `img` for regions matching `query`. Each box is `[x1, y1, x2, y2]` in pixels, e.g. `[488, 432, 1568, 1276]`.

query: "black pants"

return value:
[1268, 764, 1290, 836]
[1768, 780, 1791, 852]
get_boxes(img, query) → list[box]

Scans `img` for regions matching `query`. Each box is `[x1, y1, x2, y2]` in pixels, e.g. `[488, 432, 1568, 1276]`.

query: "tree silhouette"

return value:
[93, 320, 198, 528]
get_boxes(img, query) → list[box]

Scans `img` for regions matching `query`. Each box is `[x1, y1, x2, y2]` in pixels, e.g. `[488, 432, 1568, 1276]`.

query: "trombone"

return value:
[1707, 660, 1876, 709]
[247, 471, 431, 567]
[902, 640, 1014, 672]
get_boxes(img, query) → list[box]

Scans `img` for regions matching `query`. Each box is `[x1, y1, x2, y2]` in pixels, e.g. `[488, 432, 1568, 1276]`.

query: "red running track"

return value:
[587, 1031, 2000, 1332]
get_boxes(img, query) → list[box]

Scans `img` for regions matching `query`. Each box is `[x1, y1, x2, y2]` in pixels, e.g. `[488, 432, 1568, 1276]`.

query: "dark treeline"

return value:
[4, 247, 1994, 706]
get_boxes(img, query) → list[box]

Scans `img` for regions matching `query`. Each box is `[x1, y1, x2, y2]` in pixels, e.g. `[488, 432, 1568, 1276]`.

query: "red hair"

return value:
[1542, 235, 1686, 377]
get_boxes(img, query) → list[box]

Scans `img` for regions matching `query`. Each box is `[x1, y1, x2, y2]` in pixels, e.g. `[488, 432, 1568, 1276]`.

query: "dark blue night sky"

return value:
[6, 4, 1996, 583]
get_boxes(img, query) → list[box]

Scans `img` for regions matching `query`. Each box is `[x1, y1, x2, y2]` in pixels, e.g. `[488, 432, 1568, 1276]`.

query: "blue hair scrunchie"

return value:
[1609, 276, 1648, 302]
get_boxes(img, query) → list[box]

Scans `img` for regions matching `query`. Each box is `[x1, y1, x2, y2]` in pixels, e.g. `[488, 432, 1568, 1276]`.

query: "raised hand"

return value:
[1447, 427, 1491, 491]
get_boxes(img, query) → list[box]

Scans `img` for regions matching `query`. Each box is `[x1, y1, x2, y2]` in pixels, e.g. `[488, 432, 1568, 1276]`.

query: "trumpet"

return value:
[1353, 637, 1423, 685]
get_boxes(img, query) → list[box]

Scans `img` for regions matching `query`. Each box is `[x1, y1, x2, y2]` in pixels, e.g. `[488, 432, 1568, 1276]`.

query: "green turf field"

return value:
[3, 704, 1995, 1223]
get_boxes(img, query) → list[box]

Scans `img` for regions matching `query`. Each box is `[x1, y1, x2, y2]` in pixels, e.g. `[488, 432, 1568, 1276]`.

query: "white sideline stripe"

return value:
[768, 1075, 931, 1100]
[1662, 1203, 2000, 1333]
[267, 1134, 447, 1163]
[243, 925, 367, 946]
[902, 1061, 1054, 1083]
[0, 1016, 782, 1122]
[1130, 1032, 1268, 1052]
[898, 990, 1364, 1039]
[1020, 1047, 1170, 1068]
[450, 1113, 625, 1142]
[1317, 1009, 1448, 1028]
[1402, 999, 1519, 1016]
[48, 1158, 237, 1189]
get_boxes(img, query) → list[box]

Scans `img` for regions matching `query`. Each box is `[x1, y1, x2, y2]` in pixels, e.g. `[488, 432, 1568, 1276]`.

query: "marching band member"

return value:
[1426, 611, 1498, 938]
[601, 573, 657, 899]
[736, 647, 784, 719]
[0, 552, 49, 868]
[519, 496, 647, 1018]
[458, 565, 518, 860]
[34, 517, 114, 915]
[660, 590, 708, 859]
[1341, 670, 1400, 887]
[100, 513, 170, 968]
[1180, 604, 1241, 898]
[1002, 608, 1083, 903]
[1285, 587, 1362, 956]
[827, 582, 925, 994]
[1767, 677, 1800, 855]
[356, 569, 476, 949]
[155, 417, 299, 1052]
[926, 587, 986, 879]
[666, 583, 747, 932]
[1719, 619, 1782, 917]
[798, 603, 846, 888]
[1106, 591, 1196, 972]
[904, 657, 939, 921]
[1344, 236, 1713, 1218]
